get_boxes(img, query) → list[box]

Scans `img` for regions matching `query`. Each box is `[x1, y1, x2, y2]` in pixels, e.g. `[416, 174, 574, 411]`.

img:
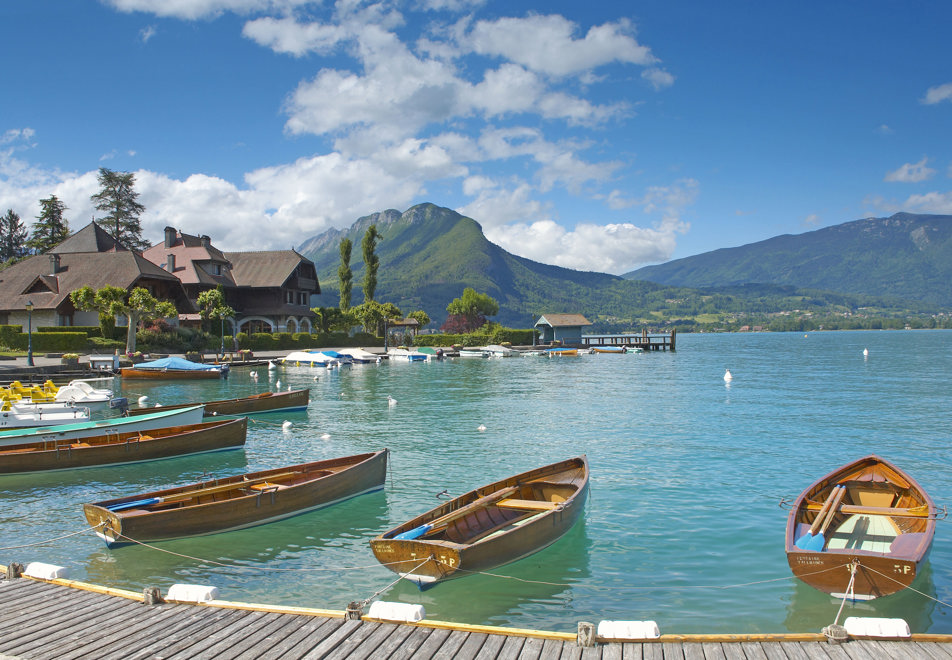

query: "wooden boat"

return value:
[785, 455, 938, 600]
[0, 418, 246, 475]
[544, 347, 578, 357]
[370, 456, 588, 587]
[0, 405, 205, 448]
[125, 389, 310, 417]
[83, 449, 388, 546]
[592, 346, 626, 354]
[120, 357, 227, 380]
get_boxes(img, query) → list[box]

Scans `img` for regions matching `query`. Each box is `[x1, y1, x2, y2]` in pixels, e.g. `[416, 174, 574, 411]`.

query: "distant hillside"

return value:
[297, 204, 945, 330]
[625, 213, 952, 307]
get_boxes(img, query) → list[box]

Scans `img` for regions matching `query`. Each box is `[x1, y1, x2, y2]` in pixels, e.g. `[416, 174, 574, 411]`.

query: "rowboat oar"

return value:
[393, 485, 519, 540]
[795, 485, 841, 549]
[804, 485, 847, 552]
[104, 472, 302, 512]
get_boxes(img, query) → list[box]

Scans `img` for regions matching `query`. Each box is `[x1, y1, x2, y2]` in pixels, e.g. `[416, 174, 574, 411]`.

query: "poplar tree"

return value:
[338, 237, 353, 311]
[27, 195, 70, 253]
[91, 167, 149, 251]
[361, 224, 381, 303]
[0, 209, 29, 261]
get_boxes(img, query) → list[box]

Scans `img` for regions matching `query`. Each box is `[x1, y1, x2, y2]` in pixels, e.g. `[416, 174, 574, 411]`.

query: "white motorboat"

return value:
[337, 348, 382, 364]
[387, 348, 429, 362]
[1, 403, 90, 429]
[280, 350, 342, 368]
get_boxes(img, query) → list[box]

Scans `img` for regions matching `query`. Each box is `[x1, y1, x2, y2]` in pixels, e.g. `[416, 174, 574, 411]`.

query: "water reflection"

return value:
[783, 561, 937, 633]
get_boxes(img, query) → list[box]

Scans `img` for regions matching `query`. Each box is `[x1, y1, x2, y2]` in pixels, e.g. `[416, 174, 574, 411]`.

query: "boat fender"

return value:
[843, 617, 910, 638]
[367, 601, 426, 623]
[393, 524, 433, 540]
[596, 620, 661, 640]
[24, 562, 70, 580]
[166, 584, 219, 603]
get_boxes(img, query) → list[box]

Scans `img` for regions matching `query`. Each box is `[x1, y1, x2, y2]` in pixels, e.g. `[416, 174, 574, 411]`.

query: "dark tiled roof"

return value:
[225, 251, 315, 289]
[50, 222, 128, 253]
[0, 252, 182, 313]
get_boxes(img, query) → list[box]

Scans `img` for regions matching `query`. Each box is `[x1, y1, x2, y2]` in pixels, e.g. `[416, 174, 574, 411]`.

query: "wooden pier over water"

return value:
[2, 570, 949, 659]
[581, 328, 676, 351]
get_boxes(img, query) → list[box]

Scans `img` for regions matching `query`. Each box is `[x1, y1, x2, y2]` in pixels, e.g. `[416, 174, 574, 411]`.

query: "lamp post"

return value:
[25, 300, 34, 366]
[219, 315, 225, 357]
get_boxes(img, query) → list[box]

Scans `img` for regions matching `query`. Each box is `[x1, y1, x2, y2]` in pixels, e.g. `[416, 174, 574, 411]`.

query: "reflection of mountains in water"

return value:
[383, 519, 592, 630]
[784, 560, 937, 634]
[82, 490, 389, 594]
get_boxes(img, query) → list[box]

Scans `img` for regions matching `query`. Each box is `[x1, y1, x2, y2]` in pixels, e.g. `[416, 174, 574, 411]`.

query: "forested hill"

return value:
[296, 204, 947, 330]
[625, 213, 952, 307]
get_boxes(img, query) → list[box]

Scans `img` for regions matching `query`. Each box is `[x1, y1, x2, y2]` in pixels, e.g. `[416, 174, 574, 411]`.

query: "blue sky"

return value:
[1, 1, 950, 274]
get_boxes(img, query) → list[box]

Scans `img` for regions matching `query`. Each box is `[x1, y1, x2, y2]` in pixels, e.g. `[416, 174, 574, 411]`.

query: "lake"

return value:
[1, 330, 950, 635]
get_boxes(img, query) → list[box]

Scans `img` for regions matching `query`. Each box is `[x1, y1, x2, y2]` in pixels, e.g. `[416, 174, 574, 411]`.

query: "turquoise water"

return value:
[2, 330, 950, 634]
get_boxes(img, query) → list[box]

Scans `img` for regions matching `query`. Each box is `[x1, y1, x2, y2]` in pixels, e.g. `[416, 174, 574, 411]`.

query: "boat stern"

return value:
[369, 538, 460, 585]
[82, 504, 126, 547]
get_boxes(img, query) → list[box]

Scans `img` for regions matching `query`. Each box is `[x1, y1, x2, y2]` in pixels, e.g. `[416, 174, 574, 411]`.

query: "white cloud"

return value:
[921, 82, 952, 105]
[884, 157, 935, 183]
[466, 15, 657, 78]
[804, 214, 820, 226]
[140, 25, 157, 42]
[242, 17, 348, 56]
[104, 0, 294, 20]
[900, 191, 952, 214]
[641, 67, 674, 90]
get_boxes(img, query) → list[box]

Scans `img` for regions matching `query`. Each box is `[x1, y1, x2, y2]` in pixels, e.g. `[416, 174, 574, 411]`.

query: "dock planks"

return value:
[1, 576, 949, 659]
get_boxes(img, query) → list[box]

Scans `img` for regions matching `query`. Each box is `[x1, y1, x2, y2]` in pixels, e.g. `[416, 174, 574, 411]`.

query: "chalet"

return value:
[141, 227, 320, 334]
[534, 313, 592, 346]
[0, 223, 189, 328]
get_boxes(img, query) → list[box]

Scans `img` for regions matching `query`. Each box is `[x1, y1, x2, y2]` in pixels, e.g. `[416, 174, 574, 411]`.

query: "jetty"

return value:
[2, 567, 949, 659]
[582, 328, 676, 351]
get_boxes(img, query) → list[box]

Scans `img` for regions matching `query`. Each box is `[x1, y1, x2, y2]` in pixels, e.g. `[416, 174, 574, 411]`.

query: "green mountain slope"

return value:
[625, 213, 952, 307]
[298, 204, 947, 330]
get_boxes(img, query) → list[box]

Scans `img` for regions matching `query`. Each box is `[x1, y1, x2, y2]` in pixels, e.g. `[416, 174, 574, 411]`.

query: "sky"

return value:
[1, 1, 950, 275]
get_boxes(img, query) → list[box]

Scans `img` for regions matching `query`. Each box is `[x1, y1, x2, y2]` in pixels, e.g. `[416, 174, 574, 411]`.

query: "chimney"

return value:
[164, 226, 176, 248]
[200, 235, 211, 248]
[49, 253, 61, 274]
[166, 254, 176, 272]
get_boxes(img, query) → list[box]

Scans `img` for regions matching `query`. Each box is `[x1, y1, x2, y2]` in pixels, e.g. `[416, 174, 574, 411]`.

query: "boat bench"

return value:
[496, 498, 560, 512]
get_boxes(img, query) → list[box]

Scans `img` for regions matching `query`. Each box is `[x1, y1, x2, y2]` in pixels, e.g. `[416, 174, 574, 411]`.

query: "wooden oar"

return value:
[392, 486, 519, 540]
[805, 485, 847, 552]
[795, 485, 841, 549]
[106, 472, 302, 512]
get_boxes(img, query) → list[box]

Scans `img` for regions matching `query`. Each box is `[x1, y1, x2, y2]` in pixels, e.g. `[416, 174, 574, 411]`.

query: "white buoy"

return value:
[320, 433, 331, 440]
[313, 376, 319, 381]
[863, 347, 869, 357]
[268, 360, 277, 370]
[275, 380, 281, 390]
[288, 384, 292, 391]
[282, 421, 293, 431]
[388, 395, 397, 407]
[138, 395, 149, 405]
[477, 424, 487, 432]
[723, 369, 733, 382]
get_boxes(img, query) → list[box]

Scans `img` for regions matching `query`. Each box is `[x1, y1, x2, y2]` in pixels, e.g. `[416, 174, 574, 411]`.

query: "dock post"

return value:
[6, 562, 23, 578]
[670, 328, 676, 351]
[577, 621, 596, 647]
[345, 601, 364, 620]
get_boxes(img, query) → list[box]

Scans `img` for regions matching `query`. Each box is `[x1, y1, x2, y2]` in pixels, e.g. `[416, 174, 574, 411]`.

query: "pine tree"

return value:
[338, 238, 353, 311]
[361, 225, 381, 303]
[91, 167, 149, 251]
[0, 209, 29, 262]
[26, 195, 70, 254]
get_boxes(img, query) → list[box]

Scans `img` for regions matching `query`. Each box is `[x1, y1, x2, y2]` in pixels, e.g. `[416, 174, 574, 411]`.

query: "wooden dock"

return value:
[582, 329, 676, 351]
[2, 571, 950, 659]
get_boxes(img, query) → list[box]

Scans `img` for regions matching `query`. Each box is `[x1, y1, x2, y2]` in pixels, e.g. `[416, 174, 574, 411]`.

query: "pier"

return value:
[581, 328, 676, 351]
[2, 569, 949, 659]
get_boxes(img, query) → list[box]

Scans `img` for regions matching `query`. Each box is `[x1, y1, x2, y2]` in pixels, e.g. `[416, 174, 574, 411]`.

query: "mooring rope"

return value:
[832, 561, 858, 627]
[858, 562, 952, 609]
[356, 557, 433, 609]
[0, 525, 101, 551]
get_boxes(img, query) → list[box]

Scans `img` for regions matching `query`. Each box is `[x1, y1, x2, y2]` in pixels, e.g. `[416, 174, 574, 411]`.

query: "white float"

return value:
[366, 600, 426, 623]
[23, 562, 70, 580]
[596, 620, 661, 640]
[843, 617, 910, 638]
[166, 584, 219, 603]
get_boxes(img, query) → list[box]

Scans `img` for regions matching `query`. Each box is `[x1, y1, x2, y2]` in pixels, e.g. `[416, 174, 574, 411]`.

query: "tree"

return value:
[71, 285, 177, 354]
[26, 195, 70, 254]
[0, 209, 29, 262]
[312, 306, 353, 334]
[338, 238, 353, 311]
[197, 286, 236, 354]
[351, 300, 401, 337]
[445, 287, 499, 332]
[407, 310, 430, 336]
[361, 224, 381, 303]
[91, 167, 149, 251]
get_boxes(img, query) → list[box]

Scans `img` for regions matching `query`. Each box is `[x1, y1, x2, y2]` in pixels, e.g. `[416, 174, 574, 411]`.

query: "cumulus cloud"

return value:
[242, 17, 348, 56]
[900, 191, 952, 214]
[921, 82, 952, 105]
[884, 157, 935, 183]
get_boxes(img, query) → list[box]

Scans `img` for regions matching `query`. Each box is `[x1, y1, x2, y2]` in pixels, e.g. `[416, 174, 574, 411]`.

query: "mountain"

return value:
[625, 213, 952, 307]
[297, 203, 658, 327]
[297, 204, 948, 330]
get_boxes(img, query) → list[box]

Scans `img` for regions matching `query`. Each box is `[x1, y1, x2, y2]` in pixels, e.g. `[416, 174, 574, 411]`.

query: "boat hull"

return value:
[0, 406, 206, 448]
[127, 389, 310, 417]
[119, 368, 222, 379]
[370, 456, 588, 586]
[0, 418, 246, 475]
[84, 449, 388, 545]
[785, 454, 936, 599]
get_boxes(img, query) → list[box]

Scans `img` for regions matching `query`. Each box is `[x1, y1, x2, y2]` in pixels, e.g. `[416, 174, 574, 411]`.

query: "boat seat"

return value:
[70, 442, 91, 449]
[249, 482, 286, 492]
[496, 498, 559, 511]
[827, 514, 899, 553]
[480, 512, 547, 542]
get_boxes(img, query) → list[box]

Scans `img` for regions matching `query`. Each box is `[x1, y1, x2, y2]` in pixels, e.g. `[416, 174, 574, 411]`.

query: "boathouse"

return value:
[534, 313, 591, 346]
